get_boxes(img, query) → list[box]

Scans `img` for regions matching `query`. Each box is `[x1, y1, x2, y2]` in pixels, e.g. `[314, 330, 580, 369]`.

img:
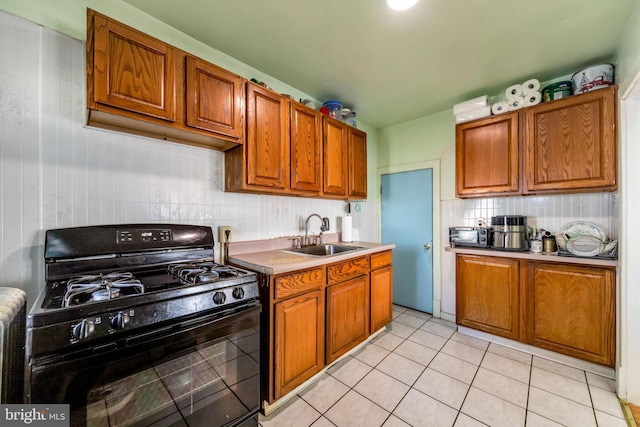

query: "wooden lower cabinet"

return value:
[274, 289, 324, 399]
[326, 275, 369, 363]
[244, 250, 393, 406]
[456, 255, 521, 340]
[525, 261, 615, 367]
[455, 254, 616, 367]
[370, 251, 393, 332]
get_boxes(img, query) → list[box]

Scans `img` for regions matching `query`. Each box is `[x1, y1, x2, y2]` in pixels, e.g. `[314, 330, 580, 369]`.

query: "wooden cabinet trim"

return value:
[371, 250, 393, 269]
[274, 267, 324, 301]
[326, 256, 370, 285]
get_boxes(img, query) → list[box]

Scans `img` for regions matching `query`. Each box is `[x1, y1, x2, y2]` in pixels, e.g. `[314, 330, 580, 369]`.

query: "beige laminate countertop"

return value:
[228, 241, 395, 275]
[445, 246, 618, 267]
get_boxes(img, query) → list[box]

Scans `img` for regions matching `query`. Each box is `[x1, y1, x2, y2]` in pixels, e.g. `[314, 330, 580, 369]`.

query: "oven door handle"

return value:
[124, 325, 176, 346]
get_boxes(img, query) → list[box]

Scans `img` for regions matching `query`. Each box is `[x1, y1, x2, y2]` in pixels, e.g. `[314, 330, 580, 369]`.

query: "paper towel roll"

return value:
[453, 95, 488, 115]
[491, 102, 509, 115]
[522, 78, 541, 94]
[523, 91, 542, 107]
[341, 216, 352, 242]
[507, 97, 525, 111]
[506, 84, 523, 100]
[455, 106, 491, 123]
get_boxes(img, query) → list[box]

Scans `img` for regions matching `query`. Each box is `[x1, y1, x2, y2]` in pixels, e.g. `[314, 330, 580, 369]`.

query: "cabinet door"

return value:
[525, 262, 615, 367]
[348, 128, 368, 199]
[370, 266, 393, 332]
[91, 13, 176, 121]
[323, 117, 348, 197]
[185, 56, 244, 139]
[523, 86, 617, 193]
[456, 112, 520, 197]
[326, 275, 369, 363]
[290, 102, 322, 194]
[246, 83, 290, 190]
[456, 255, 521, 340]
[275, 290, 324, 398]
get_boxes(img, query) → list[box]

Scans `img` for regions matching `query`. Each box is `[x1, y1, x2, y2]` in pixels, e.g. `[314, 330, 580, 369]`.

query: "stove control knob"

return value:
[72, 319, 95, 341]
[232, 287, 245, 300]
[110, 312, 130, 330]
[213, 292, 226, 305]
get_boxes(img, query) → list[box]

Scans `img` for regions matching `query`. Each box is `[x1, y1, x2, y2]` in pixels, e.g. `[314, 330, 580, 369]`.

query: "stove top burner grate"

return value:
[63, 272, 144, 307]
[168, 262, 240, 285]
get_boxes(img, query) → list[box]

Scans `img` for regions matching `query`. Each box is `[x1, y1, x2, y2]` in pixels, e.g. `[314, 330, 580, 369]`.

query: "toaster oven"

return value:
[449, 227, 490, 248]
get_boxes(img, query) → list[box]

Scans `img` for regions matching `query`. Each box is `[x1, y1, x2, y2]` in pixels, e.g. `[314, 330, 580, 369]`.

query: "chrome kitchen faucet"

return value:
[304, 214, 330, 246]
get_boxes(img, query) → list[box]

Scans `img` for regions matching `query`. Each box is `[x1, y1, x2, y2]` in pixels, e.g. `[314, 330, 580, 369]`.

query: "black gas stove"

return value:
[26, 224, 261, 427]
[27, 224, 258, 357]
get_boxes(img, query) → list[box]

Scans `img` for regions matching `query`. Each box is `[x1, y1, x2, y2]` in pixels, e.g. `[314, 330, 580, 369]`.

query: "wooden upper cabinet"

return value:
[87, 10, 242, 150]
[348, 128, 367, 199]
[525, 261, 615, 367]
[456, 112, 520, 197]
[522, 86, 617, 193]
[323, 117, 349, 197]
[90, 11, 177, 122]
[245, 82, 291, 190]
[290, 102, 322, 194]
[185, 56, 244, 139]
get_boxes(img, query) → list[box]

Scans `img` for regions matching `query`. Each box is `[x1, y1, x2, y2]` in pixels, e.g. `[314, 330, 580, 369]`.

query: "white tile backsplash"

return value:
[442, 193, 616, 239]
[439, 192, 617, 315]
[0, 11, 377, 306]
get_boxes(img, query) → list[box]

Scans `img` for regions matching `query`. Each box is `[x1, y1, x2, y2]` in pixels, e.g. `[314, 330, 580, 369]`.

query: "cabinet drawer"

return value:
[275, 268, 323, 300]
[327, 256, 369, 285]
[371, 251, 392, 269]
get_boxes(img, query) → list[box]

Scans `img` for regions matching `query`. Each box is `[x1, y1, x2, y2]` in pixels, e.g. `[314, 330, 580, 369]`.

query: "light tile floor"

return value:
[259, 305, 627, 427]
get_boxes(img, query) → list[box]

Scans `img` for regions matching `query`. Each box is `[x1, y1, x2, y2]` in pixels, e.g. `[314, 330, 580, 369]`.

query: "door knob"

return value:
[423, 243, 431, 250]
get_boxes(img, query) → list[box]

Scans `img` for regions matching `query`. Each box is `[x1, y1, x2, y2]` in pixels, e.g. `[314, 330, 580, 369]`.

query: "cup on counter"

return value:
[531, 240, 543, 253]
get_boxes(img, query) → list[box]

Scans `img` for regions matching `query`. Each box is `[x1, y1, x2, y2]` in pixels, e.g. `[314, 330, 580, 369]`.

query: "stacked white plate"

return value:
[556, 221, 615, 257]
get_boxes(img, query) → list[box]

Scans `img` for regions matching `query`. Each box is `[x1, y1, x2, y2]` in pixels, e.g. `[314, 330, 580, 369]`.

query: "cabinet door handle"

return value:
[423, 244, 431, 250]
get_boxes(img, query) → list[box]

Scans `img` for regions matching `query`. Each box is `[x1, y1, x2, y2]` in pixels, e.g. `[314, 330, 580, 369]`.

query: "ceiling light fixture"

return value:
[385, 0, 419, 11]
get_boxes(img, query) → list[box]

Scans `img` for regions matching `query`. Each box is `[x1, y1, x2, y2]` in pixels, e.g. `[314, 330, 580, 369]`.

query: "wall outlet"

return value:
[218, 226, 232, 243]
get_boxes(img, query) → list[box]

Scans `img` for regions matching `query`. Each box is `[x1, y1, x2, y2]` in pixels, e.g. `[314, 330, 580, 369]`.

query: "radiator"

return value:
[0, 287, 26, 404]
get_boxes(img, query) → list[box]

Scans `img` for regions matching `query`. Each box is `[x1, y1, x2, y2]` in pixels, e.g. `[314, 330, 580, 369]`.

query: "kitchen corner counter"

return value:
[445, 246, 618, 267]
[228, 241, 395, 275]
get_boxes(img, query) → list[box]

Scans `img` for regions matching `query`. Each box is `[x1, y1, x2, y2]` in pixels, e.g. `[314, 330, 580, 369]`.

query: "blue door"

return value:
[381, 169, 433, 313]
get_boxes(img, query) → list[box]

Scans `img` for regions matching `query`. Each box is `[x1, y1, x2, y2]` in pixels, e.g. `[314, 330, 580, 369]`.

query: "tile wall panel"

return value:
[0, 11, 375, 307]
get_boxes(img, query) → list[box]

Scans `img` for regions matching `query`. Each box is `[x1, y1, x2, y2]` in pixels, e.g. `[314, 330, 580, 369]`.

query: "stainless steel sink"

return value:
[284, 244, 364, 257]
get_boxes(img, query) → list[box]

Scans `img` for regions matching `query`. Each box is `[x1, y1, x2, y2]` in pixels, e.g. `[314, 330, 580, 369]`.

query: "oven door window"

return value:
[456, 230, 478, 243]
[28, 304, 260, 427]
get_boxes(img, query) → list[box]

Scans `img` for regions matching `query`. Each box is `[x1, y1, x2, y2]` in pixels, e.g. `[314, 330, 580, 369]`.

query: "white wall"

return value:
[0, 12, 378, 306]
